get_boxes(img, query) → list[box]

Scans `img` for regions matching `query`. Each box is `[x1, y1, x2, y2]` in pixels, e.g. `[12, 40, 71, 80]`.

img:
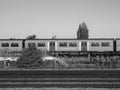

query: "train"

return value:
[0, 38, 120, 56]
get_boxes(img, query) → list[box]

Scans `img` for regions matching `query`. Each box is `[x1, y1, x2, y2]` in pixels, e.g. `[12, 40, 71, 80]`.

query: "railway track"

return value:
[0, 69, 120, 88]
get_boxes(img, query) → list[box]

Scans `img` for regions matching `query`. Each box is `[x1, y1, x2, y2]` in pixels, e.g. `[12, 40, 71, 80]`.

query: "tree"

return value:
[77, 22, 89, 39]
[17, 44, 44, 69]
[26, 34, 36, 39]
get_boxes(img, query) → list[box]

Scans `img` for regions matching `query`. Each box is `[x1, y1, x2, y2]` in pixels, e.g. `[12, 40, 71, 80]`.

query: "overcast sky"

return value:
[0, 0, 120, 39]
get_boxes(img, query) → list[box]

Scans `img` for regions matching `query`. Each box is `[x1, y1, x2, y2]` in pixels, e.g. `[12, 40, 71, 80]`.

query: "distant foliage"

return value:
[77, 22, 89, 39]
[26, 34, 36, 39]
[17, 44, 44, 69]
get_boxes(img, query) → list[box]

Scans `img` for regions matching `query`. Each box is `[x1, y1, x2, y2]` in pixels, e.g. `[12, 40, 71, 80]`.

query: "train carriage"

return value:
[0, 39, 23, 51]
[88, 39, 114, 52]
[24, 39, 51, 51]
[0, 39, 23, 56]
[24, 38, 114, 56]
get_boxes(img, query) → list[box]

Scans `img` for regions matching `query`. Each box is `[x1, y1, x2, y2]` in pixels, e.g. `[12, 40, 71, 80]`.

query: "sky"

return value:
[0, 0, 120, 39]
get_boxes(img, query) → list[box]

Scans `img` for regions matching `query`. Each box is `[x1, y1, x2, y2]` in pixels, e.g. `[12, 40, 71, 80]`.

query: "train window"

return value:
[69, 43, 77, 47]
[1, 43, 9, 47]
[38, 43, 45, 47]
[11, 43, 19, 47]
[101, 42, 110, 47]
[28, 43, 36, 47]
[91, 42, 99, 47]
[59, 42, 67, 47]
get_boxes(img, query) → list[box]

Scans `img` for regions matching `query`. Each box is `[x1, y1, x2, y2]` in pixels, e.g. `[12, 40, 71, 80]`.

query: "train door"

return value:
[49, 42, 55, 51]
[81, 41, 87, 51]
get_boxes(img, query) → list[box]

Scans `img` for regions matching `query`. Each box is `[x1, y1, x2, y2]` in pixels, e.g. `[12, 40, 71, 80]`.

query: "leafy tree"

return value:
[17, 44, 44, 69]
[26, 34, 36, 39]
[77, 22, 89, 39]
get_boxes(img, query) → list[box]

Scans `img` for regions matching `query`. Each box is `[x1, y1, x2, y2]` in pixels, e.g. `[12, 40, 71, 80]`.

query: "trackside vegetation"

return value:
[17, 44, 44, 69]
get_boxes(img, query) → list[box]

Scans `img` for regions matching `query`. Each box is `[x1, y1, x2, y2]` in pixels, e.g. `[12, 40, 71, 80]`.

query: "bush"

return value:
[17, 44, 44, 69]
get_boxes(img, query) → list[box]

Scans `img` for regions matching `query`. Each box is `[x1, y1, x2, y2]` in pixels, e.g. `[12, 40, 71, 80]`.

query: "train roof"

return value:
[0, 39, 24, 40]
[0, 38, 114, 40]
[24, 38, 114, 40]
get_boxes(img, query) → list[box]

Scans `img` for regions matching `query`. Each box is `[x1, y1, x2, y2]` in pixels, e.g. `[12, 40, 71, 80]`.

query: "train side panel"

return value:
[24, 39, 114, 52]
[89, 39, 114, 52]
[56, 40, 80, 51]
[56, 39, 114, 52]
[0, 39, 23, 52]
[25, 39, 81, 52]
[24, 40, 49, 51]
[116, 39, 120, 52]
[24, 39, 80, 51]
